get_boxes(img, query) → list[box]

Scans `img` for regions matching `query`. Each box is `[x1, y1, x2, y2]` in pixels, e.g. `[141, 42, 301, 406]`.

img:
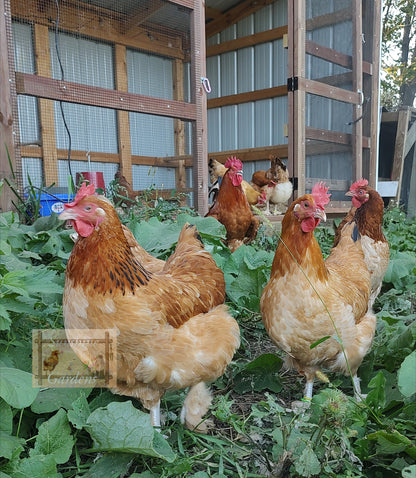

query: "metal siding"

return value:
[237, 103, 255, 148]
[13, 23, 40, 144]
[22, 158, 43, 189]
[49, 32, 118, 153]
[221, 105, 238, 150]
[243, 159, 272, 181]
[205, 0, 288, 154]
[132, 165, 176, 190]
[129, 113, 175, 156]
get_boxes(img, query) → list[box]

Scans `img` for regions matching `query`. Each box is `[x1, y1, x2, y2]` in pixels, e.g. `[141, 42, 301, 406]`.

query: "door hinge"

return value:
[287, 77, 299, 92]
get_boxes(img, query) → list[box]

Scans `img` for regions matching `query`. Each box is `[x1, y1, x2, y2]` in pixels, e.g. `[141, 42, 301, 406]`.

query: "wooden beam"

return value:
[0, 0, 21, 212]
[404, 117, 416, 158]
[306, 127, 370, 149]
[205, 6, 222, 22]
[352, 0, 363, 180]
[124, 0, 166, 34]
[34, 24, 58, 185]
[205, 0, 275, 38]
[11, 0, 185, 60]
[173, 59, 187, 199]
[305, 8, 352, 31]
[15, 72, 197, 121]
[299, 77, 361, 105]
[206, 25, 288, 57]
[114, 44, 132, 184]
[391, 108, 411, 201]
[190, 0, 208, 214]
[207, 85, 287, 109]
[209, 144, 288, 163]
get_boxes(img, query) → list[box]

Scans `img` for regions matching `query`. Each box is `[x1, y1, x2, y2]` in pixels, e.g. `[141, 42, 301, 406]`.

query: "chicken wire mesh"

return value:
[8, 0, 195, 202]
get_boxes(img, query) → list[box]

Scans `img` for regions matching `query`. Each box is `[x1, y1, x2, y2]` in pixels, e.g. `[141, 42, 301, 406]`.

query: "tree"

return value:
[381, 0, 416, 109]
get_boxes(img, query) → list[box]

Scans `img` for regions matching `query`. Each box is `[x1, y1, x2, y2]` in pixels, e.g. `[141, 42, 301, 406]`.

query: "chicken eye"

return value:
[303, 201, 309, 208]
[84, 205, 92, 212]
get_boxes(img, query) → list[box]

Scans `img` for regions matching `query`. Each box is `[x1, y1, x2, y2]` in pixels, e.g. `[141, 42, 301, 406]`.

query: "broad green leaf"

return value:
[86, 401, 175, 462]
[234, 354, 282, 394]
[384, 252, 416, 285]
[402, 465, 416, 478]
[0, 399, 13, 433]
[294, 445, 321, 477]
[0, 367, 39, 409]
[82, 452, 135, 478]
[30, 408, 74, 464]
[67, 392, 91, 429]
[13, 454, 59, 478]
[0, 431, 24, 460]
[31, 388, 92, 414]
[367, 429, 413, 456]
[398, 351, 416, 397]
[366, 370, 386, 408]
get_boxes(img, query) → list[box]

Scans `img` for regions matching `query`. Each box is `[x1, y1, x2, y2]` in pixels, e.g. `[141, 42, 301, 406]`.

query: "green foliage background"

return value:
[0, 197, 415, 477]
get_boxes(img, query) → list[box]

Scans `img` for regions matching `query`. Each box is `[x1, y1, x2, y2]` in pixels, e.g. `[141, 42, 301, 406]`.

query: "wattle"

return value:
[301, 216, 319, 232]
[73, 220, 95, 237]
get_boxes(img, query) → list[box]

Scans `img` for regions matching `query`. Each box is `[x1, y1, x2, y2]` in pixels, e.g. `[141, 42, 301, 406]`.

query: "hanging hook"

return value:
[357, 89, 364, 107]
[201, 77, 211, 94]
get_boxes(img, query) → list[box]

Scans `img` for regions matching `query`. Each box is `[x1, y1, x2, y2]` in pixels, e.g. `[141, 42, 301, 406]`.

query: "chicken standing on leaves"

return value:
[59, 183, 240, 432]
[261, 182, 376, 404]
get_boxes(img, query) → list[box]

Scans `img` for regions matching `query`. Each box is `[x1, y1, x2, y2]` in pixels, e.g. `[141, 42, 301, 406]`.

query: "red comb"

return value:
[311, 182, 331, 209]
[350, 178, 368, 191]
[225, 156, 243, 171]
[66, 182, 96, 207]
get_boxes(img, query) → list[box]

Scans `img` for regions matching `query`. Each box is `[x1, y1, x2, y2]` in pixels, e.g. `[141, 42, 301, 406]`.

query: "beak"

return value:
[345, 191, 353, 197]
[58, 209, 77, 221]
[314, 208, 327, 222]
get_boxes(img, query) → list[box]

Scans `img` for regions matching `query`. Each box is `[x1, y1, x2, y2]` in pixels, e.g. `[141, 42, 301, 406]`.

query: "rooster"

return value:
[252, 155, 293, 215]
[205, 156, 260, 252]
[261, 182, 375, 403]
[334, 178, 389, 308]
[59, 183, 240, 432]
[208, 158, 266, 206]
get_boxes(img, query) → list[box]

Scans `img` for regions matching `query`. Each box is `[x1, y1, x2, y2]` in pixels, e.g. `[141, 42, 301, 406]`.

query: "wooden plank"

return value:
[314, 72, 352, 87]
[34, 24, 59, 185]
[391, 108, 411, 201]
[299, 77, 361, 105]
[0, 0, 22, 213]
[209, 144, 289, 163]
[205, 0, 275, 38]
[114, 44, 132, 184]
[207, 85, 287, 109]
[124, 0, 167, 33]
[305, 8, 352, 31]
[173, 59, 186, 199]
[352, 0, 363, 180]
[190, 0, 208, 214]
[404, 117, 416, 158]
[367, 0, 382, 187]
[205, 6, 222, 22]
[305, 40, 352, 69]
[15, 72, 197, 121]
[306, 127, 370, 149]
[206, 25, 288, 57]
[11, 0, 185, 60]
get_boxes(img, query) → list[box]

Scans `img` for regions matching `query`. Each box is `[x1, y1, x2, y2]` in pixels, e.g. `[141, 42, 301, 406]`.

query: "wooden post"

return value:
[34, 24, 59, 185]
[352, 0, 363, 181]
[0, 0, 21, 212]
[391, 107, 411, 202]
[289, 0, 306, 196]
[114, 44, 132, 184]
[173, 58, 186, 203]
[190, 0, 209, 215]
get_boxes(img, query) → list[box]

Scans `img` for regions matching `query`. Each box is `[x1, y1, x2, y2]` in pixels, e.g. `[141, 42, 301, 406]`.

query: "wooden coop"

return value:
[1, 0, 382, 216]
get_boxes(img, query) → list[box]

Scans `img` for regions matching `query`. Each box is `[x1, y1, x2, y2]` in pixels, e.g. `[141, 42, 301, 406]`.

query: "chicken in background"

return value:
[261, 182, 375, 404]
[252, 155, 293, 215]
[59, 183, 240, 432]
[208, 158, 266, 206]
[334, 178, 389, 308]
[206, 156, 260, 252]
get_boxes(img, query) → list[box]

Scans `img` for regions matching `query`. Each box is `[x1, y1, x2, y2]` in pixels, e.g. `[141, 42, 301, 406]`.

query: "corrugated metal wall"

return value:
[206, 0, 288, 182]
